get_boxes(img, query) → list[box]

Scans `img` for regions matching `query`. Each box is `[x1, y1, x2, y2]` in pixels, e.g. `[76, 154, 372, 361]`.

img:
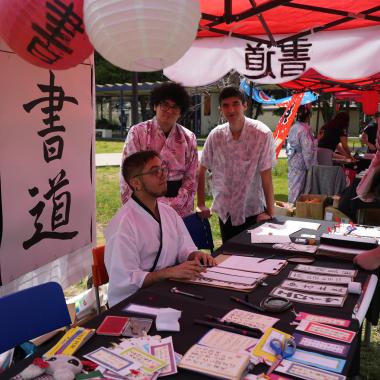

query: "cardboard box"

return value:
[296, 194, 327, 220]
[274, 201, 295, 217]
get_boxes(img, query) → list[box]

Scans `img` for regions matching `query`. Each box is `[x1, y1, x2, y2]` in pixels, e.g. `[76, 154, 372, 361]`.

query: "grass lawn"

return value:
[96, 140, 125, 153]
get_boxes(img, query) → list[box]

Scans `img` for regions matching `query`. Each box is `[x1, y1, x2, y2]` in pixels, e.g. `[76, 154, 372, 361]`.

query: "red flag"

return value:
[273, 93, 304, 159]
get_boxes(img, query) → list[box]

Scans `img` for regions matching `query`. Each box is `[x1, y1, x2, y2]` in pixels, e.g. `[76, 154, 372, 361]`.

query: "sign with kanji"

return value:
[0, 41, 95, 286]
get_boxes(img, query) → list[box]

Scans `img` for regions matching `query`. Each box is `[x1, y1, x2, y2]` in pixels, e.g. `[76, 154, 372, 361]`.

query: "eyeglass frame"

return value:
[158, 100, 181, 113]
[132, 163, 169, 179]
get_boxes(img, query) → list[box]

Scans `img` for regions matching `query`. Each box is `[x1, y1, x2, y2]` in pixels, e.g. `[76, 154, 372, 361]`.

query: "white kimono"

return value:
[105, 198, 197, 307]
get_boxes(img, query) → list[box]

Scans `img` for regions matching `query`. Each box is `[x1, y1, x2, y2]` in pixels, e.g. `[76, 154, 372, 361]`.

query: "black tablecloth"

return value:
[3, 216, 376, 379]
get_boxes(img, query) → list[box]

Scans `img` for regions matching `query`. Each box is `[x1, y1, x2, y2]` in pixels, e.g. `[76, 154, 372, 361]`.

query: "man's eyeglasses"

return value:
[159, 101, 180, 113]
[133, 166, 169, 179]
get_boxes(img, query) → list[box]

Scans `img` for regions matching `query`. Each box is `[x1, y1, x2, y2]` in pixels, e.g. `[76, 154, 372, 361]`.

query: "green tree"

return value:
[95, 52, 164, 84]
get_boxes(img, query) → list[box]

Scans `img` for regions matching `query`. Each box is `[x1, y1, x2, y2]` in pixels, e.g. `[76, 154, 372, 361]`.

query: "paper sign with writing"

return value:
[150, 337, 177, 376]
[198, 328, 259, 354]
[294, 265, 357, 278]
[289, 349, 346, 373]
[293, 333, 349, 358]
[179, 344, 250, 380]
[295, 312, 350, 328]
[0, 44, 94, 287]
[276, 359, 346, 380]
[84, 348, 137, 376]
[280, 279, 348, 296]
[288, 271, 352, 284]
[120, 347, 167, 375]
[270, 287, 345, 307]
[296, 321, 355, 343]
[222, 309, 279, 332]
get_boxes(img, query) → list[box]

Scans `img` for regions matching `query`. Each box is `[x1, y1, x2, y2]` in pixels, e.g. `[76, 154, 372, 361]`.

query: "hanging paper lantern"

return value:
[0, 0, 93, 70]
[83, 0, 201, 72]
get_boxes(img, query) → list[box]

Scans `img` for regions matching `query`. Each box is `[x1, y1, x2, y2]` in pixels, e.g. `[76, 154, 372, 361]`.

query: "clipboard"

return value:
[171, 254, 275, 292]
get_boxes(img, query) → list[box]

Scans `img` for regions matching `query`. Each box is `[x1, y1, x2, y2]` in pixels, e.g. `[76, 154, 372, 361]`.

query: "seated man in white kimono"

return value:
[105, 150, 215, 307]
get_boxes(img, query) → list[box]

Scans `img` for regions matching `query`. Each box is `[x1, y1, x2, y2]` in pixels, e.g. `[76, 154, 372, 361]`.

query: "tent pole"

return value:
[131, 72, 139, 125]
[316, 98, 321, 135]
[247, 81, 254, 118]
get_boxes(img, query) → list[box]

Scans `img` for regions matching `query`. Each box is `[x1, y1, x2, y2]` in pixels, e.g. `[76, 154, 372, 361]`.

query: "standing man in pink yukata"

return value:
[197, 86, 276, 243]
[120, 82, 198, 218]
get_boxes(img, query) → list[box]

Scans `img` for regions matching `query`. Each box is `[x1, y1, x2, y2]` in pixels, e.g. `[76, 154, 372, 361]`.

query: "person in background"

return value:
[361, 116, 378, 153]
[120, 82, 198, 218]
[106, 151, 215, 307]
[340, 114, 380, 222]
[286, 105, 317, 204]
[197, 86, 276, 243]
[354, 118, 380, 270]
[317, 111, 353, 165]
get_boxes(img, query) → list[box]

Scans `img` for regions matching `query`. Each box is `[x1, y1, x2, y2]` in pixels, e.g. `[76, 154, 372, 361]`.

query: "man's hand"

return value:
[189, 251, 216, 267]
[164, 261, 205, 280]
[256, 212, 272, 222]
[353, 247, 380, 271]
[196, 205, 212, 219]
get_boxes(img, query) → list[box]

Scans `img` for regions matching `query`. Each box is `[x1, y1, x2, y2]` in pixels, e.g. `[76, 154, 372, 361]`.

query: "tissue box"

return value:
[296, 194, 327, 220]
[274, 201, 295, 217]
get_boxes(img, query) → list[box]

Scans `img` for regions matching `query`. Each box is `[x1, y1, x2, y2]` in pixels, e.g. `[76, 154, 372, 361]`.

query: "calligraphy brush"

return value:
[204, 314, 263, 336]
[194, 319, 261, 338]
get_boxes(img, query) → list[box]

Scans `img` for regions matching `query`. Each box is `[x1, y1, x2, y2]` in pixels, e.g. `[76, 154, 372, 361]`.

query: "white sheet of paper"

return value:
[222, 309, 279, 332]
[123, 304, 161, 316]
[186, 277, 256, 290]
[250, 232, 291, 244]
[206, 267, 265, 279]
[280, 279, 348, 296]
[248, 220, 320, 244]
[288, 271, 353, 284]
[156, 308, 182, 332]
[294, 264, 357, 277]
[318, 244, 365, 255]
[271, 287, 345, 307]
[200, 271, 257, 286]
[219, 256, 286, 275]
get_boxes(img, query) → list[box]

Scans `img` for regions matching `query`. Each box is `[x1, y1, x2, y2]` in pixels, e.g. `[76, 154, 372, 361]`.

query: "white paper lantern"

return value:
[84, 0, 200, 72]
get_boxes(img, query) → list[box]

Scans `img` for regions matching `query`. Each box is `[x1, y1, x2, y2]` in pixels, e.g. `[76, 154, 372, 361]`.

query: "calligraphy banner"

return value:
[273, 93, 304, 159]
[0, 39, 95, 290]
[164, 26, 380, 86]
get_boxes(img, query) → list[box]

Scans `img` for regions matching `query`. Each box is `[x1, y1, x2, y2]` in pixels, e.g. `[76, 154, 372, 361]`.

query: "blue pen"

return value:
[345, 225, 357, 235]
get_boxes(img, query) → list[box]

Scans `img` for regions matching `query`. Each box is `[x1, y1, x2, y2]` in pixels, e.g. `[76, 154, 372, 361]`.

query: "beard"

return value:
[141, 181, 167, 198]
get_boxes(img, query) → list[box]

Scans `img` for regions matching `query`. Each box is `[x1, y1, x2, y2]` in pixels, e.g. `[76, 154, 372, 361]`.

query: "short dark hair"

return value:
[219, 86, 246, 105]
[297, 105, 312, 123]
[122, 150, 160, 185]
[150, 82, 190, 114]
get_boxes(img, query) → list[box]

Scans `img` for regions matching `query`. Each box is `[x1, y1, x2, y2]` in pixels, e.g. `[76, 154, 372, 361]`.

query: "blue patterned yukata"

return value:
[286, 121, 317, 203]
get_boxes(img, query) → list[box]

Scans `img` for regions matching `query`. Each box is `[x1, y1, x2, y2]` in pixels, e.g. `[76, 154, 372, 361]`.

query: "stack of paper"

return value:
[248, 220, 320, 244]
[84, 335, 178, 378]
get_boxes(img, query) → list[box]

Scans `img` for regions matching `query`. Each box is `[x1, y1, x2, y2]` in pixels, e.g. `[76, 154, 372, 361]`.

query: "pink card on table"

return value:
[295, 312, 350, 328]
[296, 320, 355, 343]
